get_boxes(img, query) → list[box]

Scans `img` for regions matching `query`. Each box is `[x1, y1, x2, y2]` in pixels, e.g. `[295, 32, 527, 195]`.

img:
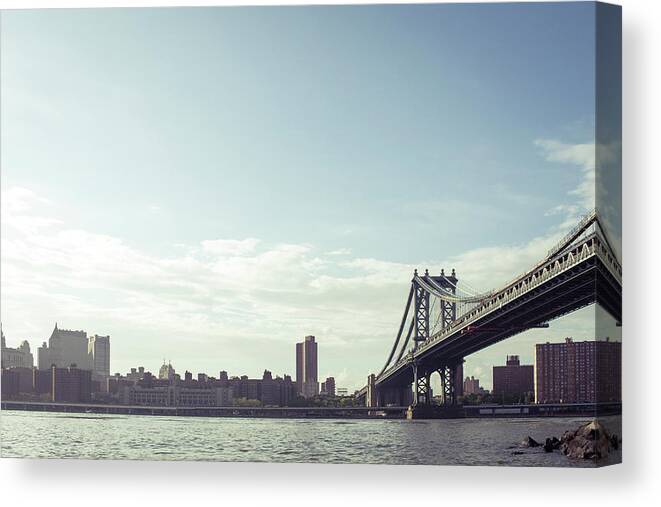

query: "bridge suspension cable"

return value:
[439, 275, 486, 299]
[394, 318, 414, 364]
[415, 275, 491, 304]
[376, 284, 414, 377]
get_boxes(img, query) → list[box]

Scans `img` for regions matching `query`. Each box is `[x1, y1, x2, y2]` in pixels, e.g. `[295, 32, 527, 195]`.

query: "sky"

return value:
[0, 3, 621, 391]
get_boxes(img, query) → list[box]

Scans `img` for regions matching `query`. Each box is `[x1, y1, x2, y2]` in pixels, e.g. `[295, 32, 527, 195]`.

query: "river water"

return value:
[0, 411, 621, 467]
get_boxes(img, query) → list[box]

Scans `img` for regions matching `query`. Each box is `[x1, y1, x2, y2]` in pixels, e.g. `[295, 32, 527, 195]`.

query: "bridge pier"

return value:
[366, 374, 378, 407]
[412, 362, 431, 406]
[438, 358, 463, 405]
[405, 357, 465, 419]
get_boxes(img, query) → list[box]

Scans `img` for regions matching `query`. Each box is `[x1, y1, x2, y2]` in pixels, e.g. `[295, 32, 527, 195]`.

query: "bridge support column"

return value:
[455, 358, 464, 400]
[439, 359, 463, 406]
[412, 363, 431, 406]
[366, 374, 379, 408]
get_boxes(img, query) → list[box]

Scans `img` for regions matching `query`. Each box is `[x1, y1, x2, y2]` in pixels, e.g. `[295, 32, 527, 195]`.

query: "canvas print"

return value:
[0, 2, 622, 467]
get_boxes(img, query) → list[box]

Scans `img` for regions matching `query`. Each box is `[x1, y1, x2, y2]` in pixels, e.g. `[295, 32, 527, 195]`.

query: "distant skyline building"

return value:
[51, 365, 92, 403]
[296, 335, 319, 398]
[35, 324, 111, 388]
[1, 324, 34, 369]
[38, 324, 90, 370]
[109, 367, 294, 407]
[463, 376, 486, 395]
[88, 334, 110, 384]
[492, 355, 534, 401]
[321, 376, 336, 397]
[158, 361, 176, 381]
[535, 337, 621, 404]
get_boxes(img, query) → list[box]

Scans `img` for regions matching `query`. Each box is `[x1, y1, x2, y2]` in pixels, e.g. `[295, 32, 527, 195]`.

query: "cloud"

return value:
[326, 248, 352, 256]
[201, 238, 261, 257]
[534, 138, 595, 213]
[1, 186, 52, 220]
[0, 160, 613, 389]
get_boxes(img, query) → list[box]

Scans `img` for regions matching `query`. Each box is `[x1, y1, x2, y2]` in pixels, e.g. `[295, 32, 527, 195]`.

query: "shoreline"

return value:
[1, 400, 621, 420]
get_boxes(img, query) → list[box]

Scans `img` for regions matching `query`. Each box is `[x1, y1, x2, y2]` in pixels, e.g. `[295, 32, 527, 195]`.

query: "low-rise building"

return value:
[121, 385, 233, 407]
[1, 368, 20, 399]
[33, 368, 52, 395]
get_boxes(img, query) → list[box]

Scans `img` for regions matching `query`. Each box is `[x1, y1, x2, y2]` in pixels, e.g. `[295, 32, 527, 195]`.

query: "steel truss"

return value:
[412, 363, 431, 406]
[413, 272, 430, 348]
[439, 363, 458, 405]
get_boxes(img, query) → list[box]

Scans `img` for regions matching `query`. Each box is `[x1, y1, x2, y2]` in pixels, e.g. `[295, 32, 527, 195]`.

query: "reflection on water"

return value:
[0, 411, 621, 467]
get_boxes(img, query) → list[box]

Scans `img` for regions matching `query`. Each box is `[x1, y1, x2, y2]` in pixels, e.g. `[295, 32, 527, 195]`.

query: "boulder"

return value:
[521, 436, 540, 448]
[559, 419, 615, 460]
[543, 437, 560, 453]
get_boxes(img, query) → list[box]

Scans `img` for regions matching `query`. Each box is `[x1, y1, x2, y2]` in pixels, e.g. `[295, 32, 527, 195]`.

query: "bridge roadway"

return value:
[365, 229, 622, 393]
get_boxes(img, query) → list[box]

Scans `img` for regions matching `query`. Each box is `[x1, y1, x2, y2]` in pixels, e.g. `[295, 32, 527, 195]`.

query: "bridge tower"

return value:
[413, 269, 430, 349]
[438, 268, 457, 329]
[410, 268, 462, 412]
[412, 268, 459, 348]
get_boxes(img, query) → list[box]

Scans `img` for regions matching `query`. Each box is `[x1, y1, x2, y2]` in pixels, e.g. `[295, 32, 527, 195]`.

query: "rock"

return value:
[511, 450, 525, 455]
[559, 419, 615, 460]
[543, 438, 556, 452]
[521, 436, 540, 448]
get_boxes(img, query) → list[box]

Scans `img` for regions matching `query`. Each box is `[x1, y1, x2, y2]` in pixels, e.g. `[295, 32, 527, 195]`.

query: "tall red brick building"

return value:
[492, 355, 534, 401]
[535, 338, 621, 404]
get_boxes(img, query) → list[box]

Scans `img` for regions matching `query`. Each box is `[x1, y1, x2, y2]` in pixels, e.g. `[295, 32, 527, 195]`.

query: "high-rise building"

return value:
[535, 337, 621, 404]
[463, 376, 485, 395]
[296, 335, 318, 398]
[38, 324, 91, 370]
[1, 324, 34, 369]
[321, 376, 336, 397]
[492, 355, 534, 401]
[88, 334, 110, 386]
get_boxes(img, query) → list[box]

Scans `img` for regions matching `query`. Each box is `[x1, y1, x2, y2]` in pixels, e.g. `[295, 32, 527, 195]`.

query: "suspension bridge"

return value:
[355, 210, 622, 418]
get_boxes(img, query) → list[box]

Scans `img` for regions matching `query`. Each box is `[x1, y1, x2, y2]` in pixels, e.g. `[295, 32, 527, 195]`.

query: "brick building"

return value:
[52, 366, 92, 403]
[1, 368, 20, 399]
[535, 337, 621, 404]
[492, 355, 534, 401]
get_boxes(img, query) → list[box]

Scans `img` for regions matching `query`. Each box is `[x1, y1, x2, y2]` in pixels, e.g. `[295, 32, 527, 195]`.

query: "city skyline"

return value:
[1, 320, 618, 395]
[1, 4, 621, 391]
